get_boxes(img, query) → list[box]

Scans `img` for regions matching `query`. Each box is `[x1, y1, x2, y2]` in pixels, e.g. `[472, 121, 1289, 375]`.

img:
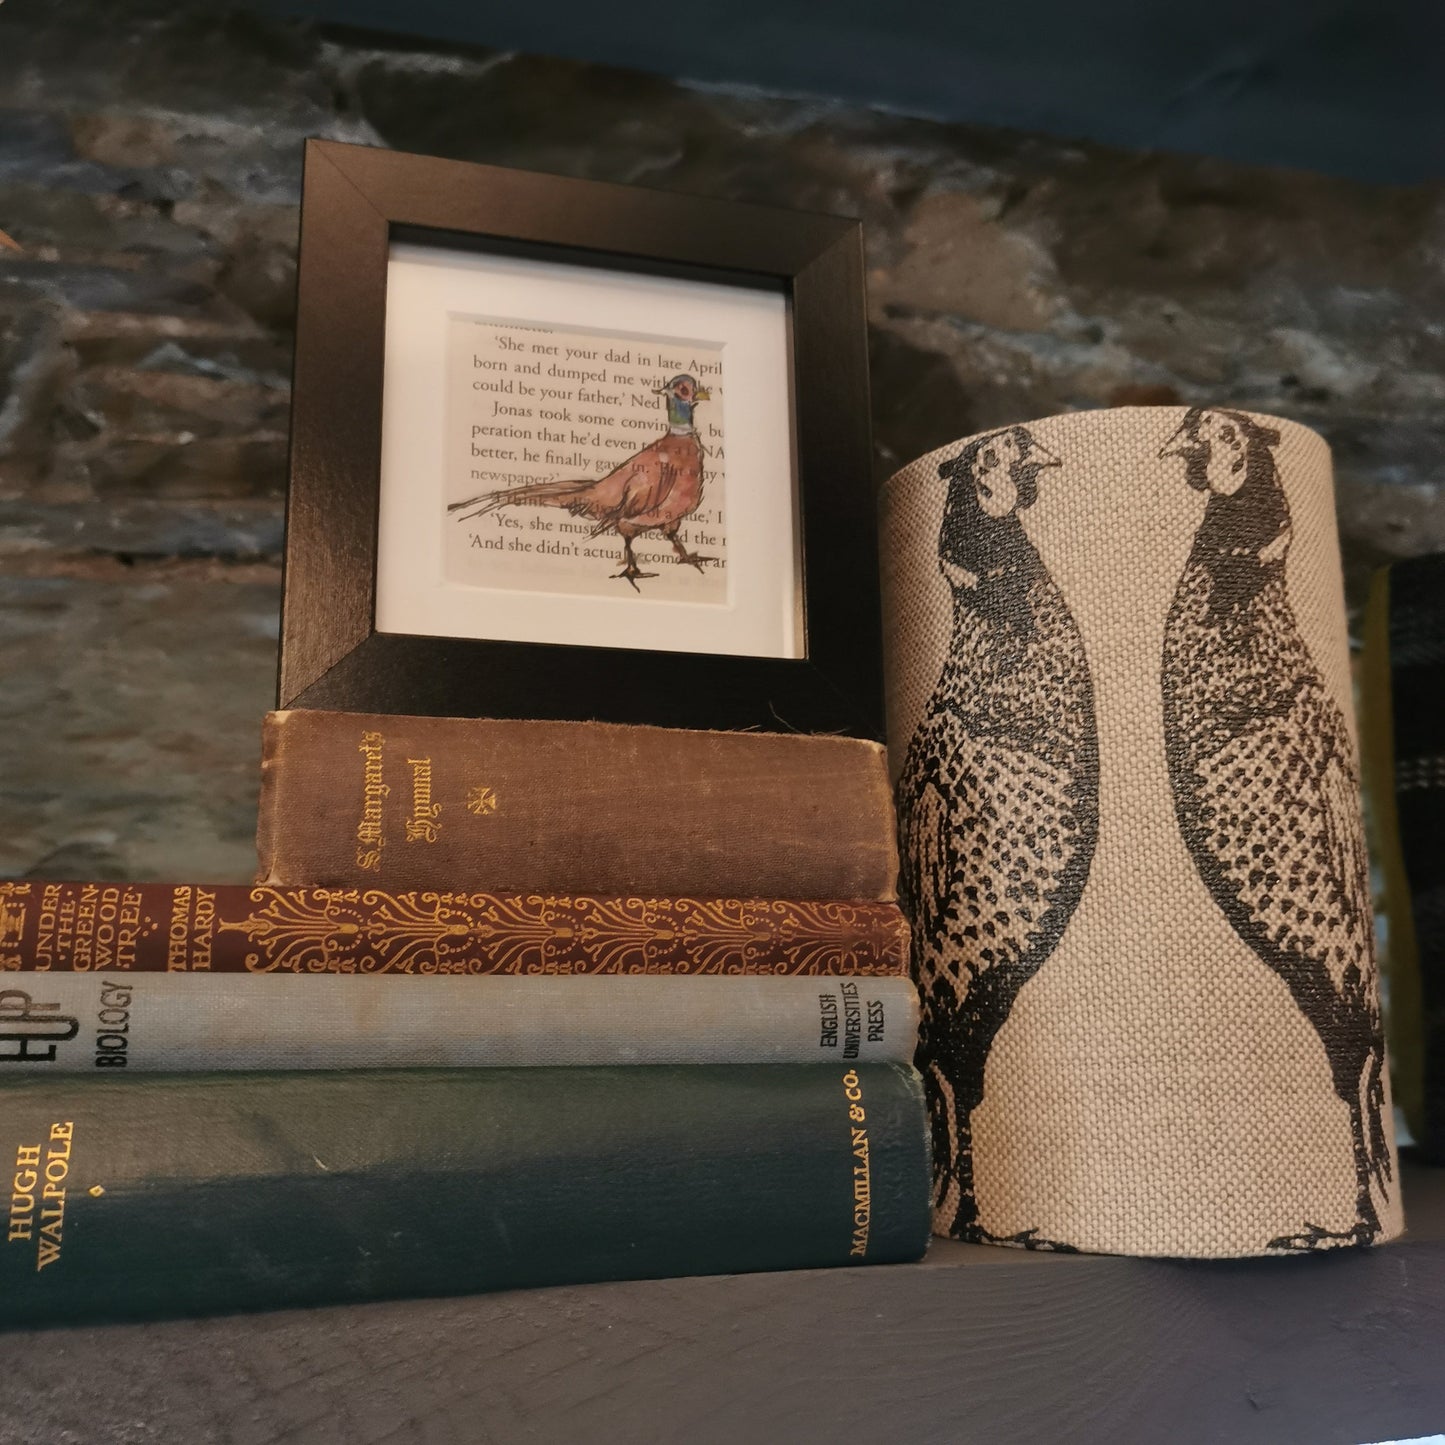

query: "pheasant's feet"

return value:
[965, 1224, 1081, 1253]
[1267, 1219, 1379, 1252]
[612, 562, 658, 593]
[665, 534, 713, 572]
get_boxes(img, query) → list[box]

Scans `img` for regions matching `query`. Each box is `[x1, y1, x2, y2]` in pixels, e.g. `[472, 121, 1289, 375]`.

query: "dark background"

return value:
[1, 0, 1442, 882]
[265, 0, 1445, 181]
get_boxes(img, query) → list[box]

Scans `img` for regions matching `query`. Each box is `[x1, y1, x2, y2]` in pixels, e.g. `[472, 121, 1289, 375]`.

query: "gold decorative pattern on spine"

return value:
[218, 888, 907, 975]
[0, 882, 31, 970]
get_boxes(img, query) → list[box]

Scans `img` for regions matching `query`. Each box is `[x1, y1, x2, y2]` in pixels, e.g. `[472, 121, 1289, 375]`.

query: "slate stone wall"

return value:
[3, 0, 1442, 880]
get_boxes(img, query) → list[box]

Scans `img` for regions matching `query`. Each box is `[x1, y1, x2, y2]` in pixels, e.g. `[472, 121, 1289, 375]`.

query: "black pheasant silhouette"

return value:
[1159, 407, 1392, 1249]
[896, 425, 1099, 1243]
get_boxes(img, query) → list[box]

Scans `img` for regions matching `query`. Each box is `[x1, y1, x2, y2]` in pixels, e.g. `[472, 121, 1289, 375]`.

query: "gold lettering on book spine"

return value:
[404, 757, 441, 843]
[217, 889, 907, 976]
[842, 1069, 872, 1258]
[355, 731, 388, 871]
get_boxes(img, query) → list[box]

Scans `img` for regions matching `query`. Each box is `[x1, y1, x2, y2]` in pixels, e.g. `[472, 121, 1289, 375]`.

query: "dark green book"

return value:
[0, 1063, 930, 1327]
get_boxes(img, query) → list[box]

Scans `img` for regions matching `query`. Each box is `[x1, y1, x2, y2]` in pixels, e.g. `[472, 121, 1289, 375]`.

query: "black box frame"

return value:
[280, 139, 883, 739]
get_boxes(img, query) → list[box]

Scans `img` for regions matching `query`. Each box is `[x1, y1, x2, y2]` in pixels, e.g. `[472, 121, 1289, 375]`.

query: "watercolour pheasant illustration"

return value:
[449, 374, 712, 590]
[895, 425, 1099, 1243]
[1159, 407, 1392, 1249]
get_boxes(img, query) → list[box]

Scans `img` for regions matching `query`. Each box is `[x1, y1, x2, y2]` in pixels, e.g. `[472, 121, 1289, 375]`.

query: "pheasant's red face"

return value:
[662, 375, 709, 407]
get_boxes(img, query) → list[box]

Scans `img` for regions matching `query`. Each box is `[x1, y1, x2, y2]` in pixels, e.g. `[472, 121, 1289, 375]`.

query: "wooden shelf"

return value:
[0, 1161, 1441, 1443]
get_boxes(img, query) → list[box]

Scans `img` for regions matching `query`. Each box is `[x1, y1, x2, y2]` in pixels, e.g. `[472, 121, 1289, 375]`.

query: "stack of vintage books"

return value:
[0, 142, 938, 1329]
[0, 710, 931, 1325]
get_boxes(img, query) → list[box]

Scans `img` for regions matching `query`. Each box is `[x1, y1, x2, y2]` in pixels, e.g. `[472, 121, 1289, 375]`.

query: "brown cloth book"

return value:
[0, 880, 909, 976]
[256, 710, 899, 901]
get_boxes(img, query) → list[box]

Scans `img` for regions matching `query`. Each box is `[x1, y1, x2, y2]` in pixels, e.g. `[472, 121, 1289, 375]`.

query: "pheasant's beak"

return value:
[694, 386, 711, 402]
[1028, 440, 1061, 469]
[1158, 420, 1199, 460]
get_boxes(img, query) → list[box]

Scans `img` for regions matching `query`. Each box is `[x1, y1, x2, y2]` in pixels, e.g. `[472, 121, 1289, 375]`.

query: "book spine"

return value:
[0, 972, 918, 1071]
[1365, 556, 1445, 1162]
[0, 880, 909, 977]
[255, 710, 899, 901]
[0, 1064, 931, 1325]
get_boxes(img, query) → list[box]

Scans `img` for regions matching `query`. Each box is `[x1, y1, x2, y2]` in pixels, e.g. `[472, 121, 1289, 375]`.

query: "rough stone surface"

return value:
[1, 0, 1443, 879]
[0, 574, 280, 880]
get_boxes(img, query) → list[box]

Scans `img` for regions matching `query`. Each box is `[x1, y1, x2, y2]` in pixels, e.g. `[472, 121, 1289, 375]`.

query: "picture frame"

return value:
[280, 139, 883, 739]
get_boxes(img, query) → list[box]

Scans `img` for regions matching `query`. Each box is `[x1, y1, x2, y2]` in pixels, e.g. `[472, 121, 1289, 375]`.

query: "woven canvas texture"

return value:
[880, 406, 1402, 1258]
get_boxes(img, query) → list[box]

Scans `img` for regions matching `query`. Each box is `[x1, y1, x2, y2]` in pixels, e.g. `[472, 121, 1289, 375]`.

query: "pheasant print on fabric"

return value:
[896, 426, 1100, 1243]
[449, 375, 711, 590]
[1160, 407, 1392, 1249]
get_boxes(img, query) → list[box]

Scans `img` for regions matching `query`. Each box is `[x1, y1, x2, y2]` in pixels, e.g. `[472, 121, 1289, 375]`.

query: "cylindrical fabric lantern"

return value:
[879, 406, 1402, 1258]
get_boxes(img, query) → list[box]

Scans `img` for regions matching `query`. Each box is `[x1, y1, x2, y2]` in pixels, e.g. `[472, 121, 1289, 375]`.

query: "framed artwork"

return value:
[280, 140, 883, 738]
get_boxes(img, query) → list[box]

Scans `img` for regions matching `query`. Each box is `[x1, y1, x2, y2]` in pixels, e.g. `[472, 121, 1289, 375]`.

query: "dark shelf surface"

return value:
[1, 1160, 1441, 1445]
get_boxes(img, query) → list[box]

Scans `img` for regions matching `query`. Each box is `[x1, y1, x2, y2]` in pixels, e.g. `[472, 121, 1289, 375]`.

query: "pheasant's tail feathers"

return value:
[924, 1056, 966, 1232]
[1366, 1050, 1394, 1191]
[501, 478, 594, 508]
[453, 478, 594, 517]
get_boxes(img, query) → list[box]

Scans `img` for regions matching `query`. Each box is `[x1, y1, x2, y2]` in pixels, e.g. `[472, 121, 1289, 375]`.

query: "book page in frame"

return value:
[445, 316, 727, 603]
[376, 241, 799, 660]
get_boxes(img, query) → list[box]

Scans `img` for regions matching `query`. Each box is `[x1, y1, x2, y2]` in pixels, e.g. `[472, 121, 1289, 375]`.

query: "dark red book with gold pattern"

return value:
[0, 880, 908, 977]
